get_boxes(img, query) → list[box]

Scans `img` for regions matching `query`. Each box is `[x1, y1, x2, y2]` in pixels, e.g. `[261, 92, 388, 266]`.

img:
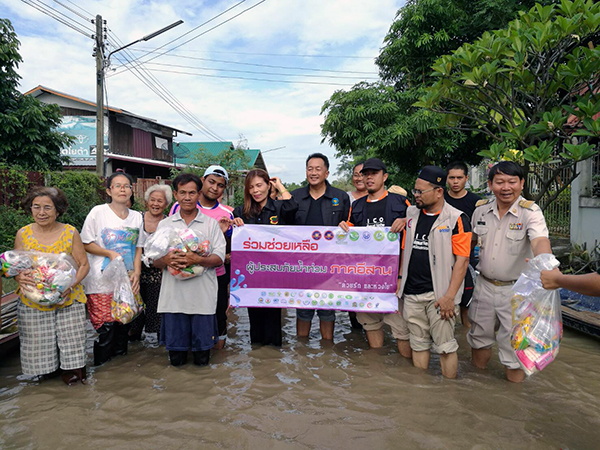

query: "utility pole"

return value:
[92, 18, 182, 177]
[94, 15, 105, 177]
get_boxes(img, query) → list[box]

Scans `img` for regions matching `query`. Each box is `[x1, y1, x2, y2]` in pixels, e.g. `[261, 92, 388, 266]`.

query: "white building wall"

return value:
[570, 160, 600, 250]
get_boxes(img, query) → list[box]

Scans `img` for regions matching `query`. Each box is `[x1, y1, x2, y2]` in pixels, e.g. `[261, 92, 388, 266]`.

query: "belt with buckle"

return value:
[480, 274, 516, 286]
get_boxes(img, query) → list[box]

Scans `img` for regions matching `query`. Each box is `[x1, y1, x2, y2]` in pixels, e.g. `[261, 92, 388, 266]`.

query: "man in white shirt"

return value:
[154, 173, 226, 366]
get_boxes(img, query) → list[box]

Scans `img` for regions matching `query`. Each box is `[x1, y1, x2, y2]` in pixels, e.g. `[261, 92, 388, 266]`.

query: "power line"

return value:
[143, 67, 357, 87]
[109, 51, 226, 141]
[29, 0, 95, 33]
[109, 47, 225, 141]
[20, 0, 93, 38]
[113, 0, 268, 75]
[107, 30, 226, 141]
[63, 0, 93, 17]
[109, 50, 377, 78]
[51, 0, 93, 22]
[135, 47, 375, 59]
[141, 61, 379, 80]
[108, 0, 248, 71]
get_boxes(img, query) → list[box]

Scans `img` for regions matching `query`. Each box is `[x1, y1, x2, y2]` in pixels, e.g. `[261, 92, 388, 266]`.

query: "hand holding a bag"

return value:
[161, 249, 188, 270]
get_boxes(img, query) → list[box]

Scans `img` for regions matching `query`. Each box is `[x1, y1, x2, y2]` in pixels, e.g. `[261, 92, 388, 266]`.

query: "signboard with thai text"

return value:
[58, 116, 108, 161]
[230, 225, 400, 313]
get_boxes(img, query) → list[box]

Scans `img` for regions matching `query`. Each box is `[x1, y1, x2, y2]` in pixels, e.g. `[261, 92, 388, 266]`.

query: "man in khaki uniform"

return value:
[468, 161, 552, 382]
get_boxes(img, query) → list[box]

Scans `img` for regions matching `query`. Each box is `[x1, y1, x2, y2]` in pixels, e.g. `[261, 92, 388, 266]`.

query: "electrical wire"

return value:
[112, 0, 268, 75]
[107, 31, 226, 141]
[134, 47, 375, 59]
[104, 29, 224, 141]
[29, 0, 95, 33]
[133, 0, 248, 58]
[20, 0, 93, 38]
[51, 0, 93, 22]
[141, 61, 379, 80]
[63, 0, 93, 17]
[143, 67, 356, 86]
[110, 49, 378, 76]
[109, 48, 224, 141]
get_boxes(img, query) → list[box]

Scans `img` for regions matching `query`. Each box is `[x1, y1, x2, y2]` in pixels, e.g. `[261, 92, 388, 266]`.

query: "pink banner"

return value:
[230, 225, 400, 313]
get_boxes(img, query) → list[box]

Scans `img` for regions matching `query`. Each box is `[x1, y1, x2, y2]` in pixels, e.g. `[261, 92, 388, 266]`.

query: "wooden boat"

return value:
[560, 289, 600, 339]
[0, 292, 19, 357]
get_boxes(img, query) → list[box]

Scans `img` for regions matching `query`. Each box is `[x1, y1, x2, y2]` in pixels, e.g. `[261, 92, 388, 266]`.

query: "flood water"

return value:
[1, 308, 600, 449]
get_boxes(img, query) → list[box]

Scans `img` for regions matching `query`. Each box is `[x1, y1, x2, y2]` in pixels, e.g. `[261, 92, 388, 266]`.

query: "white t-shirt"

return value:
[80, 204, 143, 294]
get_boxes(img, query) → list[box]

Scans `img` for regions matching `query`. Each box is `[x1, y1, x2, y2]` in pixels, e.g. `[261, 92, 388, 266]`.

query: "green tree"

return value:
[416, 0, 600, 209]
[172, 136, 252, 208]
[46, 170, 105, 230]
[320, 0, 556, 180]
[0, 19, 72, 170]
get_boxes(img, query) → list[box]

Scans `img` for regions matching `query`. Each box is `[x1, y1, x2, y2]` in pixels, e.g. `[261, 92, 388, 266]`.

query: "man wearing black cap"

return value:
[291, 152, 350, 340]
[397, 166, 471, 378]
[339, 158, 411, 356]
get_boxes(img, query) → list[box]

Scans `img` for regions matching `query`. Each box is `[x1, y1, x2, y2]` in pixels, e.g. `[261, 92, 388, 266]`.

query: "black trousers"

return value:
[94, 322, 131, 366]
[216, 265, 231, 337]
[248, 307, 282, 346]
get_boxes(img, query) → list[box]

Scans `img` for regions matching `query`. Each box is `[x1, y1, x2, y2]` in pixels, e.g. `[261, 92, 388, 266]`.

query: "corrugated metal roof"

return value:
[172, 142, 262, 170]
[24, 85, 192, 136]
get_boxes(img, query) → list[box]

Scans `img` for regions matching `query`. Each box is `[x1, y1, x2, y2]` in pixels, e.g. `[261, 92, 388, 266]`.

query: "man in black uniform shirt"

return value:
[444, 161, 481, 327]
[339, 158, 411, 357]
[291, 153, 350, 340]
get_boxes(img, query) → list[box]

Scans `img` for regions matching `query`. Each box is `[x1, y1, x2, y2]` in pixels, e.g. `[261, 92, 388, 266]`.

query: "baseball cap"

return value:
[418, 165, 446, 187]
[203, 165, 229, 183]
[360, 158, 387, 173]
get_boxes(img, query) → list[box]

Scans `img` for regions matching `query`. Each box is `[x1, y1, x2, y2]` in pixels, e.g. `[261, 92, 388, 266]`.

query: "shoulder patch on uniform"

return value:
[518, 199, 539, 210]
[475, 198, 491, 207]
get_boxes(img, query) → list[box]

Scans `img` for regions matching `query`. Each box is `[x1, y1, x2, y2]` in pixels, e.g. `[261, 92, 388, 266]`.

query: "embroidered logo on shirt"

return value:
[509, 223, 523, 230]
[269, 216, 279, 225]
[332, 197, 340, 206]
[437, 225, 451, 233]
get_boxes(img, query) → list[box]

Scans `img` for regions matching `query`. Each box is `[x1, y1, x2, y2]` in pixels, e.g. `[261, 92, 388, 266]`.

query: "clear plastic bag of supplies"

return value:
[100, 256, 144, 324]
[142, 227, 211, 280]
[1, 250, 77, 306]
[511, 254, 563, 376]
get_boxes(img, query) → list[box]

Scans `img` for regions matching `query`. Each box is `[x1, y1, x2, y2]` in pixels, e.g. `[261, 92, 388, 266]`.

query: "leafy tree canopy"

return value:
[0, 19, 72, 170]
[321, 0, 556, 180]
[416, 0, 600, 208]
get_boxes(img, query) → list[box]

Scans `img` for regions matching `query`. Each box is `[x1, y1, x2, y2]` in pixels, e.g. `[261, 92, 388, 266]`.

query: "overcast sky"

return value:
[3, 0, 404, 183]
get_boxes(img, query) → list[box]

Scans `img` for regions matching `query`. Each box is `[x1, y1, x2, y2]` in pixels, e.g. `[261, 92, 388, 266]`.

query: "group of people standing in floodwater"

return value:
[12, 151, 597, 386]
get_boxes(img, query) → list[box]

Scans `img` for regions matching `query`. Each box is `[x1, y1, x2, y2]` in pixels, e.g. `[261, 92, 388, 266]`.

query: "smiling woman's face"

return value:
[31, 195, 58, 226]
[146, 191, 167, 216]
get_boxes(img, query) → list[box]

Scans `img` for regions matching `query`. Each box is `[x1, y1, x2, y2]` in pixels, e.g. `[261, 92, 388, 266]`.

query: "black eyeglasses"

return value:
[411, 187, 440, 196]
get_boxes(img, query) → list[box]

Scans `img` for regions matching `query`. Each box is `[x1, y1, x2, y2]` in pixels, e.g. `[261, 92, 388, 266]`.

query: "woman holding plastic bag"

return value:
[81, 172, 143, 366]
[10, 187, 89, 385]
[128, 184, 172, 341]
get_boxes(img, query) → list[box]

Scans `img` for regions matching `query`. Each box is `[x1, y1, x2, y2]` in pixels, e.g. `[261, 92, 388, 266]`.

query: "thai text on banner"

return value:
[230, 225, 400, 313]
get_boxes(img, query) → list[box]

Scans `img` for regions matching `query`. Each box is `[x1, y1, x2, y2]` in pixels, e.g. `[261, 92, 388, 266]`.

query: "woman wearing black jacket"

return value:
[232, 169, 298, 346]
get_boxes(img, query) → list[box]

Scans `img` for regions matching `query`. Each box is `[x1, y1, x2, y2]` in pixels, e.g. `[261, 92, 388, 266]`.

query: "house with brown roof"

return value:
[25, 85, 192, 178]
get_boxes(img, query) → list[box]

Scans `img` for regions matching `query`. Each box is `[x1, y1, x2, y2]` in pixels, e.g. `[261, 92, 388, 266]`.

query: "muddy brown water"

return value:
[1, 309, 600, 449]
